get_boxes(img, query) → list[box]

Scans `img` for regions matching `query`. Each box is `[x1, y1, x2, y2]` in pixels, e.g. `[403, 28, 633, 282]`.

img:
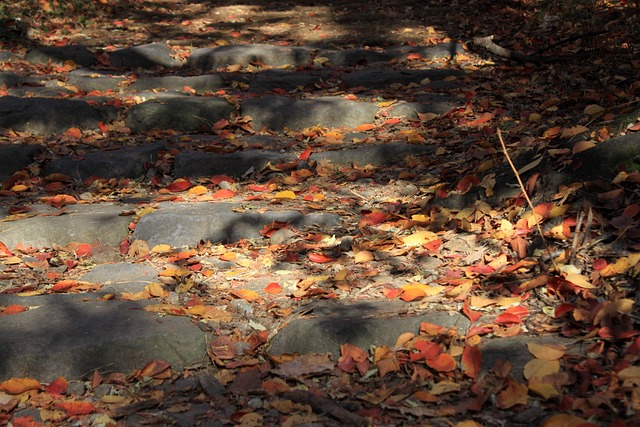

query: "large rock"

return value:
[25, 45, 96, 67]
[188, 44, 311, 70]
[242, 96, 379, 131]
[79, 262, 159, 294]
[174, 149, 296, 178]
[0, 295, 206, 381]
[342, 68, 463, 89]
[248, 70, 328, 93]
[109, 43, 182, 69]
[125, 97, 234, 132]
[0, 144, 42, 181]
[128, 75, 226, 94]
[0, 204, 132, 249]
[268, 300, 471, 360]
[132, 203, 341, 247]
[43, 143, 164, 181]
[0, 97, 118, 135]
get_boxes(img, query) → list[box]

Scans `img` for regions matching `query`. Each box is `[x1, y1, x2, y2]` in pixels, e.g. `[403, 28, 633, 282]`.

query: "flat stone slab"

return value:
[25, 45, 96, 67]
[308, 143, 436, 167]
[342, 68, 463, 89]
[66, 69, 127, 93]
[0, 143, 42, 180]
[125, 97, 234, 132]
[174, 149, 297, 178]
[188, 44, 311, 70]
[248, 70, 329, 93]
[242, 96, 379, 131]
[43, 143, 164, 181]
[79, 263, 159, 294]
[108, 43, 182, 69]
[132, 203, 341, 247]
[268, 300, 471, 360]
[0, 296, 206, 382]
[388, 95, 459, 118]
[318, 48, 395, 67]
[0, 96, 117, 135]
[128, 75, 226, 94]
[0, 204, 132, 250]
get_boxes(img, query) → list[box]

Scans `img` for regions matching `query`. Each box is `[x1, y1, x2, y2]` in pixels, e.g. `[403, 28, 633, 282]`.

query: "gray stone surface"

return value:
[0, 71, 21, 87]
[174, 149, 296, 178]
[125, 97, 234, 132]
[43, 143, 164, 181]
[188, 44, 311, 69]
[308, 143, 436, 167]
[0, 143, 42, 180]
[0, 204, 132, 249]
[25, 45, 96, 67]
[318, 48, 394, 67]
[242, 96, 379, 131]
[342, 68, 463, 89]
[268, 301, 470, 360]
[0, 96, 117, 135]
[80, 263, 159, 294]
[386, 42, 466, 59]
[132, 203, 341, 247]
[0, 297, 206, 382]
[109, 43, 182, 69]
[248, 70, 327, 93]
[129, 74, 226, 94]
[388, 95, 459, 118]
[66, 69, 127, 93]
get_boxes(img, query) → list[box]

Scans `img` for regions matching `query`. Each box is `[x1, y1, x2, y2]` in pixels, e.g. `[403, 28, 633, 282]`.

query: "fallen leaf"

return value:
[496, 379, 528, 408]
[55, 401, 95, 416]
[264, 282, 282, 294]
[230, 289, 261, 302]
[461, 344, 482, 379]
[523, 358, 560, 380]
[527, 342, 566, 360]
[0, 377, 41, 394]
[426, 353, 456, 372]
[274, 190, 296, 200]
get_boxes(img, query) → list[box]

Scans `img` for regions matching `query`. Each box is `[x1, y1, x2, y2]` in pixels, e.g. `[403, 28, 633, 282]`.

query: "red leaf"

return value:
[212, 188, 236, 199]
[299, 149, 312, 161]
[592, 258, 607, 270]
[52, 280, 78, 292]
[456, 175, 480, 193]
[308, 252, 335, 263]
[413, 340, 442, 360]
[1, 305, 28, 316]
[554, 303, 575, 318]
[462, 299, 482, 323]
[210, 175, 235, 185]
[45, 377, 67, 395]
[354, 123, 375, 132]
[383, 287, 402, 299]
[494, 313, 521, 325]
[247, 184, 271, 192]
[97, 121, 109, 133]
[425, 352, 456, 372]
[462, 345, 482, 379]
[623, 204, 640, 217]
[75, 243, 92, 258]
[407, 52, 422, 60]
[212, 119, 229, 130]
[358, 210, 388, 227]
[465, 112, 495, 127]
[165, 179, 191, 192]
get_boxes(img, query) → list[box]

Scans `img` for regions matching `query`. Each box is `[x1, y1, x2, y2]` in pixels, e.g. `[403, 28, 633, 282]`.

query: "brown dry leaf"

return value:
[564, 273, 595, 289]
[144, 282, 167, 298]
[528, 375, 560, 399]
[272, 353, 334, 378]
[541, 413, 586, 427]
[374, 346, 400, 377]
[354, 250, 374, 263]
[430, 381, 461, 395]
[523, 359, 560, 380]
[495, 378, 528, 409]
[593, 298, 635, 325]
[0, 377, 41, 394]
[526, 343, 566, 361]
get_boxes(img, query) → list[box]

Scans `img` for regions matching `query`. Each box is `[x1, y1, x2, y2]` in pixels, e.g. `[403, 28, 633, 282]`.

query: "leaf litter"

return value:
[0, 0, 640, 425]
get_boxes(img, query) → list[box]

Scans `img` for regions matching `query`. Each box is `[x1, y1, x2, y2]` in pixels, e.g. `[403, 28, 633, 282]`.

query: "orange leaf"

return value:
[494, 313, 521, 325]
[495, 378, 528, 409]
[426, 353, 456, 372]
[0, 241, 13, 256]
[407, 52, 422, 60]
[400, 286, 426, 302]
[138, 359, 171, 378]
[456, 175, 480, 193]
[264, 282, 282, 294]
[52, 279, 78, 292]
[354, 123, 375, 132]
[66, 127, 83, 138]
[461, 345, 482, 379]
[527, 343, 566, 360]
[212, 188, 235, 199]
[0, 377, 41, 394]
[462, 299, 482, 323]
[541, 414, 586, 427]
[55, 400, 95, 416]
[358, 210, 388, 227]
[383, 287, 402, 299]
[98, 121, 109, 133]
[230, 289, 261, 302]
[308, 252, 335, 263]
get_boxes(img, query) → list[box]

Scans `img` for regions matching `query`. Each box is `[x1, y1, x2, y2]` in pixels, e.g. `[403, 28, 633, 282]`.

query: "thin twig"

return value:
[497, 129, 560, 272]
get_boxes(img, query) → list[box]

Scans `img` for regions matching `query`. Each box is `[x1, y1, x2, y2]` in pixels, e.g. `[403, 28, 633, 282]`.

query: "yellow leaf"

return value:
[230, 289, 261, 302]
[274, 190, 296, 200]
[0, 377, 41, 394]
[151, 244, 172, 253]
[564, 273, 595, 289]
[528, 375, 560, 399]
[528, 112, 542, 122]
[333, 268, 349, 281]
[572, 139, 596, 155]
[354, 250, 374, 263]
[188, 185, 208, 195]
[523, 358, 560, 380]
[401, 230, 438, 247]
[527, 342, 566, 360]
[378, 100, 396, 108]
[145, 282, 167, 298]
[411, 214, 430, 223]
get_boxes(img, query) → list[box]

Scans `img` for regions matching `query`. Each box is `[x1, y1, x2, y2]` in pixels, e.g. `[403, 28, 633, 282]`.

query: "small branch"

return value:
[531, 30, 608, 56]
[497, 129, 560, 272]
[472, 35, 553, 63]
